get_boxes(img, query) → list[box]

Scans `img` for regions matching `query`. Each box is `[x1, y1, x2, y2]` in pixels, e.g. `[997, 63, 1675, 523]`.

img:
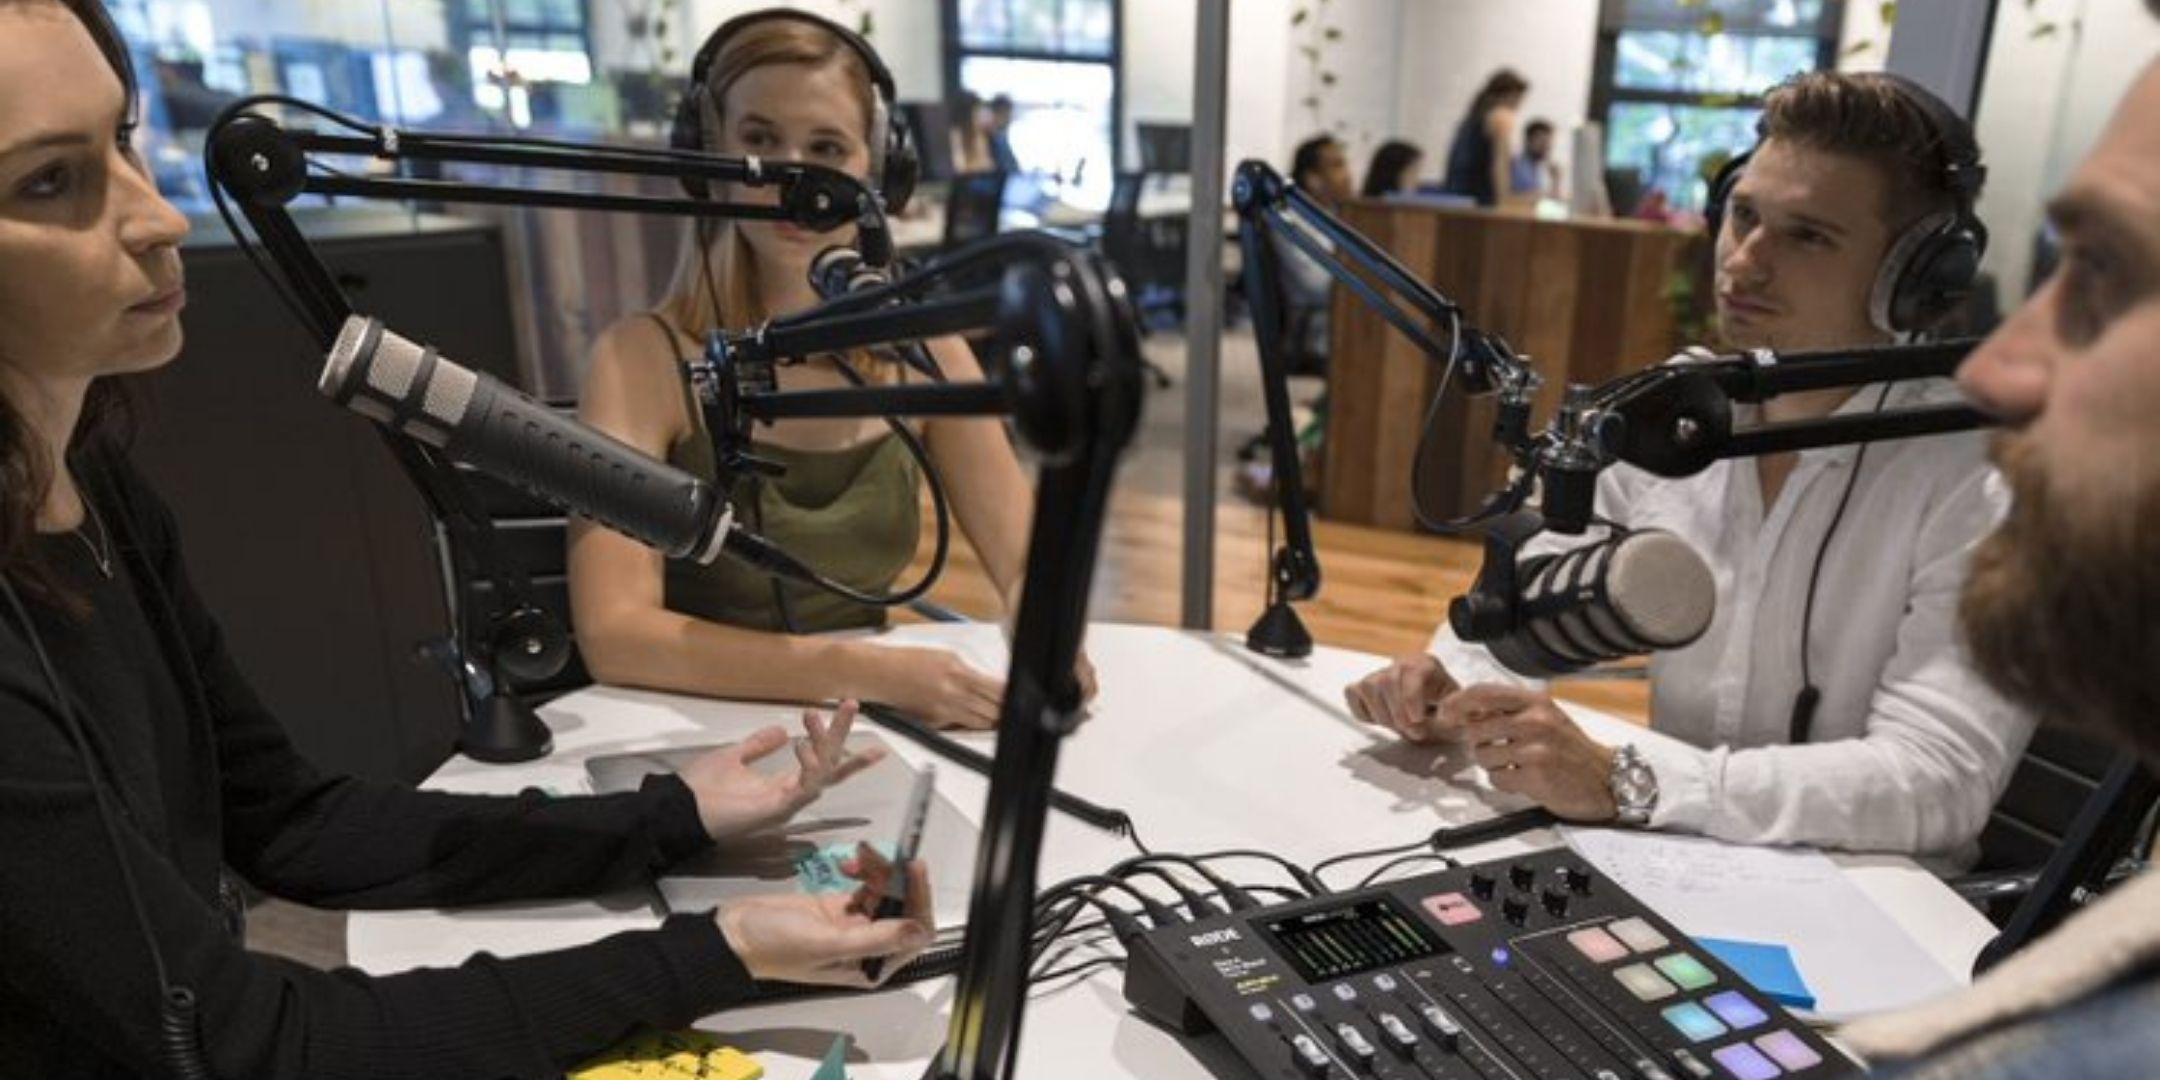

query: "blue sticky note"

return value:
[1697, 937, 1815, 1010]
[793, 842, 896, 895]
[810, 1034, 851, 1080]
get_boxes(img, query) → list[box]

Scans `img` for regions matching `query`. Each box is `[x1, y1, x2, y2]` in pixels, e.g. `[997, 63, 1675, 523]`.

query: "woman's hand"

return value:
[677, 700, 885, 842]
[864, 645, 1007, 730]
[715, 846, 934, 988]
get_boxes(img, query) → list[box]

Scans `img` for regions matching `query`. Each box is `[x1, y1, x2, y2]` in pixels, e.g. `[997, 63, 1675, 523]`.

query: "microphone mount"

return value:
[1228, 161, 1541, 657]
[1454, 335, 1998, 664]
[202, 96, 891, 764]
[1523, 337, 1989, 534]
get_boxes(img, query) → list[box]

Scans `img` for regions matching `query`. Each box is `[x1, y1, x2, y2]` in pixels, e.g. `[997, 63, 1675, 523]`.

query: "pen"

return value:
[862, 763, 935, 982]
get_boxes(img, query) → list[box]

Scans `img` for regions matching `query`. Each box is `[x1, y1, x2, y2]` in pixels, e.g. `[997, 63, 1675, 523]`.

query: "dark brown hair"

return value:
[1757, 70, 1971, 231]
[0, 0, 141, 611]
[1468, 69, 1529, 121]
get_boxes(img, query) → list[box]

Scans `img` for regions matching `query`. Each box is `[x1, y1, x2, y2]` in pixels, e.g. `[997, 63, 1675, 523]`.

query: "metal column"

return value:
[1180, 0, 1232, 629]
[1883, 0, 2003, 116]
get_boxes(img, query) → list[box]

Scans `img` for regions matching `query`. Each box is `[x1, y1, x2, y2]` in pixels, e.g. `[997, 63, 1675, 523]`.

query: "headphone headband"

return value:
[671, 7, 917, 212]
[692, 9, 898, 106]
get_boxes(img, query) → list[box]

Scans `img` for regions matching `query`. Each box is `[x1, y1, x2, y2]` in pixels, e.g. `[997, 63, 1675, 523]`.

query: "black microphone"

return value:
[1449, 529, 1715, 678]
[321, 315, 766, 568]
[810, 244, 890, 300]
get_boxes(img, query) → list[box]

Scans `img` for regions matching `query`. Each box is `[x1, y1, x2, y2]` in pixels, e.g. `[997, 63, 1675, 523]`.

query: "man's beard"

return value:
[1961, 435, 2160, 763]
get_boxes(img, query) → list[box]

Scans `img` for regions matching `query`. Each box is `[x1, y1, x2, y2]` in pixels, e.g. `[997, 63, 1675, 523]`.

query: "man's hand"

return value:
[678, 700, 885, 842]
[1447, 685, 1620, 822]
[1345, 654, 1461, 743]
[715, 847, 933, 988]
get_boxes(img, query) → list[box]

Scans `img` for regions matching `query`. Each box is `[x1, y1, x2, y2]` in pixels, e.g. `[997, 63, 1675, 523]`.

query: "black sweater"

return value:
[0, 453, 757, 1079]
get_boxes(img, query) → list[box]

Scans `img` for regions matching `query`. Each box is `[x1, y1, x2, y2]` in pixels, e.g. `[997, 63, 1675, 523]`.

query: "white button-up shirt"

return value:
[1430, 380, 2033, 868]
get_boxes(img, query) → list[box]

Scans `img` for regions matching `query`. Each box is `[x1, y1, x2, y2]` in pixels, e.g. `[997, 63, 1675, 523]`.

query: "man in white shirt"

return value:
[1345, 71, 2033, 868]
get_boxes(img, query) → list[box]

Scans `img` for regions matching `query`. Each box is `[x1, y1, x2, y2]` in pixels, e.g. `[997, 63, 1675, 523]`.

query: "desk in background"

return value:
[347, 623, 1991, 1079]
[1321, 201, 1701, 528]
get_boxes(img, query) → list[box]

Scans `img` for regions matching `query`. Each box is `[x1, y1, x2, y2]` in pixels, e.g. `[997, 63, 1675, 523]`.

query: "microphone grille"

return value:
[366, 326, 424, 401]
[1604, 530, 1715, 649]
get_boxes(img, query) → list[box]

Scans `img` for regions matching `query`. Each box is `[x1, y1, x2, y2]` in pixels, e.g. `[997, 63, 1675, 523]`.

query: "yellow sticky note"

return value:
[571, 1029, 764, 1080]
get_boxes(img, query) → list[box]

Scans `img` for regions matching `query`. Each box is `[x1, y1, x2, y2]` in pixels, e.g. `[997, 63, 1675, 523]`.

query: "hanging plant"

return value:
[1292, 1, 1345, 133]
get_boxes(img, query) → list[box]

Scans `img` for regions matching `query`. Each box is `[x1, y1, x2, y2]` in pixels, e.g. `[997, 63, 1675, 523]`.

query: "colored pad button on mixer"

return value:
[1422, 891, 1484, 926]
[1615, 963, 1680, 1002]
[1753, 1031, 1823, 1071]
[1660, 1002, 1729, 1044]
[1608, 916, 1670, 952]
[1655, 952, 1720, 991]
[1704, 990, 1769, 1031]
[1711, 1042, 1784, 1080]
[1567, 927, 1631, 963]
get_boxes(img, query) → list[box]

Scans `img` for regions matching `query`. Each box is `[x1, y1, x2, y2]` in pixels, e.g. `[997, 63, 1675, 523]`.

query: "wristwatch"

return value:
[1608, 744, 1659, 826]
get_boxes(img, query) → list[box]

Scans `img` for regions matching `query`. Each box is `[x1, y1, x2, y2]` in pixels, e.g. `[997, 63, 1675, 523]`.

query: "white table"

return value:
[349, 623, 1994, 1078]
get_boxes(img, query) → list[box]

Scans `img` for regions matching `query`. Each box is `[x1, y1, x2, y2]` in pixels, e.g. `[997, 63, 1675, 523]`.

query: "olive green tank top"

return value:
[650, 318, 922, 633]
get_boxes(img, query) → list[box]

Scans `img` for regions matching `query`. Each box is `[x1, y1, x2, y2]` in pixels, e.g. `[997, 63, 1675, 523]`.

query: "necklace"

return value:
[74, 495, 114, 580]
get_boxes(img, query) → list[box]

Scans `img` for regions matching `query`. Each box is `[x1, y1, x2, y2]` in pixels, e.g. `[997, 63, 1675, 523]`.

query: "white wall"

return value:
[1393, 0, 1599, 186]
[1973, 0, 2160, 299]
[1121, 0, 1399, 177]
[1280, 0, 1404, 170]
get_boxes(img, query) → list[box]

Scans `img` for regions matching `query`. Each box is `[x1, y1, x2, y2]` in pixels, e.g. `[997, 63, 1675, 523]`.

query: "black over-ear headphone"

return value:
[668, 8, 918, 213]
[1704, 73, 1989, 336]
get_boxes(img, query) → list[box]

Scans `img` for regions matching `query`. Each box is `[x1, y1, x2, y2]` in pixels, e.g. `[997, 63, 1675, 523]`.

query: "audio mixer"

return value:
[1122, 848, 1853, 1079]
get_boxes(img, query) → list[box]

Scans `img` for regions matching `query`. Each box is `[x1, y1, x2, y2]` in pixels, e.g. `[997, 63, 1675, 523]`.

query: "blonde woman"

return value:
[572, 10, 1092, 729]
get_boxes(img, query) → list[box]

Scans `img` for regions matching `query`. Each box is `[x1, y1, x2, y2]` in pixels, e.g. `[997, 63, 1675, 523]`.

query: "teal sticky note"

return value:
[810, 1034, 851, 1080]
[1697, 937, 1815, 1010]
[793, 842, 896, 895]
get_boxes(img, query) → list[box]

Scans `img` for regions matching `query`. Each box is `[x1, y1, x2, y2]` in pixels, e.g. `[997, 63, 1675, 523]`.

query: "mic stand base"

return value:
[458, 692, 554, 764]
[1245, 601, 1313, 659]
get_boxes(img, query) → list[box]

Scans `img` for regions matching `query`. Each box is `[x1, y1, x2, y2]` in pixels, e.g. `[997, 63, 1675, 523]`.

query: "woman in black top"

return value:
[0, 3, 930, 1077]
[1440, 69, 1529, 208]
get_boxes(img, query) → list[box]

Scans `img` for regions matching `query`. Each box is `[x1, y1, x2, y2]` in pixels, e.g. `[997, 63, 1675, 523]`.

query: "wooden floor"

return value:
[899, 486, 1654, 722]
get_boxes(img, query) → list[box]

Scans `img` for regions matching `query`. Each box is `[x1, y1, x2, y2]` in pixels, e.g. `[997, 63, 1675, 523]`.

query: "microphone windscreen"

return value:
[1603, 529, 1715, 649]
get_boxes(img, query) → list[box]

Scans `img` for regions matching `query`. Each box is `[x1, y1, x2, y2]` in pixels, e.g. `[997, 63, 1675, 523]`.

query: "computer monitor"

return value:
[900, 100, 957, 183]
[1136, 122, 1191, 175]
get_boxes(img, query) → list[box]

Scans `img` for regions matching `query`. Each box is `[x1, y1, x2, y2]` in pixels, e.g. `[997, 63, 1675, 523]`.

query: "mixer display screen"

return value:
[1260, 896, 1446, 982]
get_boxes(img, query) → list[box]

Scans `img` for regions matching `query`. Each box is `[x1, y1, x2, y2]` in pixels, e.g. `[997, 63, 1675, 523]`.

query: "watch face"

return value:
[1615, 762, 1656, 805]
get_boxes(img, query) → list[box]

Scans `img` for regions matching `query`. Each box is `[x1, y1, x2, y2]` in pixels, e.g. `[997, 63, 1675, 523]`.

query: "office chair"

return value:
[943, 170, 1009, 249]
[1955, 727, 2160, 973]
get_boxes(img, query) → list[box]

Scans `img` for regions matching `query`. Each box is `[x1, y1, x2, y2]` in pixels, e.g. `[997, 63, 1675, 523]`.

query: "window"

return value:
[454, 0, 596, 128]
[943, 0, 1121, 211]
[1590, 0, 1844, 212]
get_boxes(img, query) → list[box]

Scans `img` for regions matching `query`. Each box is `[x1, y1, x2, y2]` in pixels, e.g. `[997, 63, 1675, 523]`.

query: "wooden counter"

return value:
[1320, 200, 1701, 528]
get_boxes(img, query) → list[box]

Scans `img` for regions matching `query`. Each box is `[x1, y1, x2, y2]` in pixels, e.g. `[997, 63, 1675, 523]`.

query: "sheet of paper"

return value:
[1559, 827, 1960, 1022]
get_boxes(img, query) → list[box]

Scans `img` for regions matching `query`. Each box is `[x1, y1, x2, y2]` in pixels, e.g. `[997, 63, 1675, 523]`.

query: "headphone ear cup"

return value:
[1872, 213, 1983, 334]
[670, 90, 708, 201]
[1704, 149, 1749, 242]
[1892, 225, 1984, 334]
[882, 112, 920, 214]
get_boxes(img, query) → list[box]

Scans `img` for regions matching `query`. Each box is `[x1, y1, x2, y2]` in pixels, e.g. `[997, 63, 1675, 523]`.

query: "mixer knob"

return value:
[1509, 863, 1536, 891]
[1564, 865, 1594, 894]
[1501, 896, 1529, 925]
[1541, 888, 1570, 917]
[1469, 872, 1497, 899]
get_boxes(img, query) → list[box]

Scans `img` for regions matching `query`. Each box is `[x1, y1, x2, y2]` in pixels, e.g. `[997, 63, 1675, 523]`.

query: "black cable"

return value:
[1310, 835, 1435, 888]
[1148, 849, 1321, 897]
[1030, 955, 1126, 986]
[2, 582, 211, 1079]
[1121, 866, 1224, 919]
[1789, 381, 1893, 745]
[1354, 852, 1462, 889]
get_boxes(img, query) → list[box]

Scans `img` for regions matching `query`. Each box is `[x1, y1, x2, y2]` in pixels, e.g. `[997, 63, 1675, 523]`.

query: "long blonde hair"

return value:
[655, 17, 879, 343]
